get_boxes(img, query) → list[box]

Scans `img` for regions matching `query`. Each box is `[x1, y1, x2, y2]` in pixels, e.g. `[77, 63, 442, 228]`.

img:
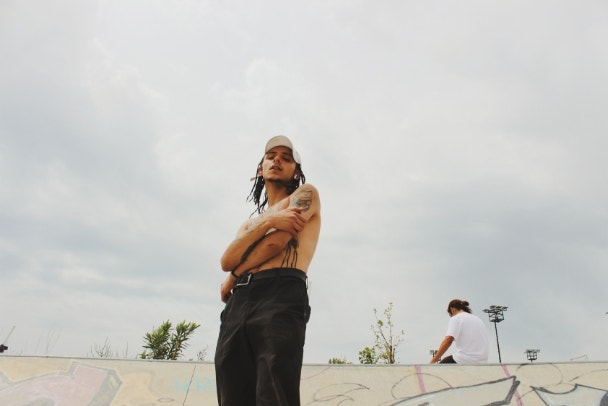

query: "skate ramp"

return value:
[1, 355, 608, 405]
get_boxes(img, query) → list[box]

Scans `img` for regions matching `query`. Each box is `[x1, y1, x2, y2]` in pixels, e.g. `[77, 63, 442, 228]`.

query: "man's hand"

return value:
[270, 207, 306, 236]
[220, 273, 237, 303]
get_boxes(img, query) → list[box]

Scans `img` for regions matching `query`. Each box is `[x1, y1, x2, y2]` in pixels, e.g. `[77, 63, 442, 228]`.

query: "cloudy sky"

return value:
[1, 0, 607, 365]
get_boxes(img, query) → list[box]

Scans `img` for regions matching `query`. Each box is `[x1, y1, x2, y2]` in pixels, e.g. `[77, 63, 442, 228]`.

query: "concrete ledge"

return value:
[1, 356, 607, 404]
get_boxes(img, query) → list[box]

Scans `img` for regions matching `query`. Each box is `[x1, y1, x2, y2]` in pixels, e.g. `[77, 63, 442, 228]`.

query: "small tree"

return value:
[358, 346, 378, 364]
[140, 320, 200, 360]
[359, 302, 404, 364]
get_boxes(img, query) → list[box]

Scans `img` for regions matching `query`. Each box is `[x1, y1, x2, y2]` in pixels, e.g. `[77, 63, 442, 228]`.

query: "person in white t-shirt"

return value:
[430, 299, 489, 364]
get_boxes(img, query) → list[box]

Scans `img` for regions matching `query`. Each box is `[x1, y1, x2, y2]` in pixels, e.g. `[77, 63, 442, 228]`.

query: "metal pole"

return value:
[494, 321, 502, 363]
[484, 305, 507, 364]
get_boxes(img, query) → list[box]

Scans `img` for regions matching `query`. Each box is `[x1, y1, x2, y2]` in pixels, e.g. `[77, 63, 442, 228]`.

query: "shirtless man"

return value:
[214, 135, 321, 406]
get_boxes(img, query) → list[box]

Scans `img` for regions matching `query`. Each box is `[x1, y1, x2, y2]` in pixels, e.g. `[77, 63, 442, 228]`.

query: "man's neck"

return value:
[265, 181, 290, 207]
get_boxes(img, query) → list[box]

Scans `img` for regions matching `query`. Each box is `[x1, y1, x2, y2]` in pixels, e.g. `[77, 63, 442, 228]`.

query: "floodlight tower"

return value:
[483, 305, 508, 363]
[1, 326, 16, 354]
[525, 349, 540, 362]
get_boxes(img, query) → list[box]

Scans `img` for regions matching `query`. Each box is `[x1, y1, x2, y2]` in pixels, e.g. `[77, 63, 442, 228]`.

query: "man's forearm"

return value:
[431, 337, 453, 363]
[220, 218, 274, 271]
[230, 231, 292, 275]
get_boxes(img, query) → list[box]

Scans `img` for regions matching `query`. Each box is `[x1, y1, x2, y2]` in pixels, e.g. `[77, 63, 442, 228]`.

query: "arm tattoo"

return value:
[281, 189, 312, 267]
[291, 189, 313, 212]
[240, 238, 262, 264]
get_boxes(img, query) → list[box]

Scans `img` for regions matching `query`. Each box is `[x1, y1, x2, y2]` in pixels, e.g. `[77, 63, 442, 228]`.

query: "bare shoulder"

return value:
[289, 184, 320, 214]
[294, 183, 319, 196]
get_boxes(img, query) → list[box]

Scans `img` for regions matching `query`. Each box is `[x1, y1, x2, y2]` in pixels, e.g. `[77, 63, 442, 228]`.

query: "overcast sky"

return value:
[1, 0, 607, 365]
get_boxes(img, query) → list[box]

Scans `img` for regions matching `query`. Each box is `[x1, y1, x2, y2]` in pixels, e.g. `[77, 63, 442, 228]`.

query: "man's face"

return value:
[261, 146, 297, 183]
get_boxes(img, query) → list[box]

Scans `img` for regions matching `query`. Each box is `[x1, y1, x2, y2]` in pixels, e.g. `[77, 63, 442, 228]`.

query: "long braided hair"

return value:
[247, 159, 306, 215]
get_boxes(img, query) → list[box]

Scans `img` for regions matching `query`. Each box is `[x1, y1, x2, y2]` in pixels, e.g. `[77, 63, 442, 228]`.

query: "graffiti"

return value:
[0, 363, 121, 405]
[301, 363, 608, 406]
[533, 385, 608, 406]
[309, 383, 370, 404]
[391, 376, 519, 406]
[306, 377, 520, 406]
[1, 357, 608, 405]
[0, 357, 219, 404]
[173, 376, 214, 392]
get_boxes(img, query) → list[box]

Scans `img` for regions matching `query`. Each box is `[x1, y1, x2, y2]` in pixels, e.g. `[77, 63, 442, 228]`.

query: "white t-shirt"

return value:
[446, 312, 489, 364]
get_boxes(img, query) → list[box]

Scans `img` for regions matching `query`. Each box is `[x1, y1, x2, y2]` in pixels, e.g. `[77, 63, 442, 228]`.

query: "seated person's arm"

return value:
[430, 336, 454, 364]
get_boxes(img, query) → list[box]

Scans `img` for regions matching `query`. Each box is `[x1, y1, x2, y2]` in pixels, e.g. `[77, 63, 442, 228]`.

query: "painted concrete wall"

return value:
[1, 356, 607, 405]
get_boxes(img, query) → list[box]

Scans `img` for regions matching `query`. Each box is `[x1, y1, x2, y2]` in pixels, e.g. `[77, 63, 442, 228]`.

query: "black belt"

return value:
[235, 268, 307, 287]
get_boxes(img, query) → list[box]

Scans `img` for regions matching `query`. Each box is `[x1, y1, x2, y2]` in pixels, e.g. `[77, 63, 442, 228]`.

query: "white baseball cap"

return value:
[264, 135, 301, 164]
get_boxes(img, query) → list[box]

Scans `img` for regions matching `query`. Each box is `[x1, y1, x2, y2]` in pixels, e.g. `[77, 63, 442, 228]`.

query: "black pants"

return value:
[440, 355, 457, 364]
[214, 268, 311, 406]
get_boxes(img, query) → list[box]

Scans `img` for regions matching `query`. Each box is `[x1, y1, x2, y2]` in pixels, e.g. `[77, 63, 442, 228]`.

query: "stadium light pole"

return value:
[1, 326, 16, 354]
[525, 349, 540, 363]
[483, 305, 508, 363]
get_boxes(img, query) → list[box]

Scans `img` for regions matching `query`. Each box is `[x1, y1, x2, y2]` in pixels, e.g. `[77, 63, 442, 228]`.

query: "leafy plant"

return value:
[140, 320, 200, 360]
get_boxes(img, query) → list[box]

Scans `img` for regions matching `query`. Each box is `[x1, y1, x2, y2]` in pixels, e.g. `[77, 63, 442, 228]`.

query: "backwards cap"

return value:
[264, 135, 301, 164]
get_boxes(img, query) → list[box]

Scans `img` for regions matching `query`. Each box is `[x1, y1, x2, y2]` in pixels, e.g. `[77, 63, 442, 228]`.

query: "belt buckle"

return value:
[236, 273, 252, 287]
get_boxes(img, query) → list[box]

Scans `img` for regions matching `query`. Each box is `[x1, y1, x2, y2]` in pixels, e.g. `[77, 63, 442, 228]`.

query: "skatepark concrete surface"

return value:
[1, 355, 608, 405]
